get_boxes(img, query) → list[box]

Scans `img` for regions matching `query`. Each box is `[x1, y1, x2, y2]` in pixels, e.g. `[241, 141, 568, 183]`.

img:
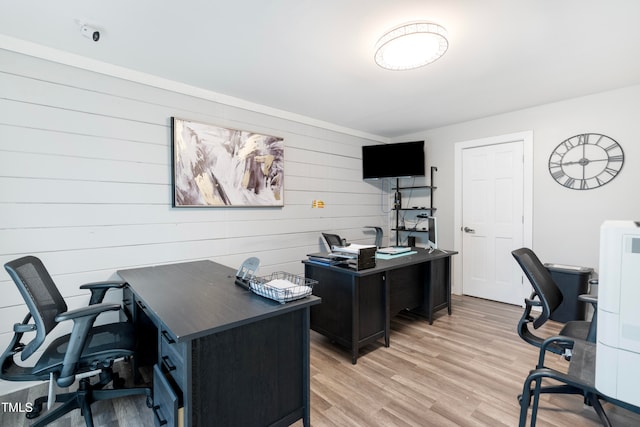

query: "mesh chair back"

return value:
[322, 233, 343, 249]
[4, 256, 68, 360]
[511, 248, 563, 329]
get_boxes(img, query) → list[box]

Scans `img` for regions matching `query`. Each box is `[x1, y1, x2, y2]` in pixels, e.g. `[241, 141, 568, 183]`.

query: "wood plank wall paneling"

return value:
[0, 49, 390, 393]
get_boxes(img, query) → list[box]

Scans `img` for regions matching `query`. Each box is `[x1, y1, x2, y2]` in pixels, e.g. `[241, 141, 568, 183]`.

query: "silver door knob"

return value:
[463, 227, 475, 233]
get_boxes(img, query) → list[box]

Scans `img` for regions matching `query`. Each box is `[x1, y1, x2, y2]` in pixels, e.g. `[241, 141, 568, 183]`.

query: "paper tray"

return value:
[249, 272, 316, 304]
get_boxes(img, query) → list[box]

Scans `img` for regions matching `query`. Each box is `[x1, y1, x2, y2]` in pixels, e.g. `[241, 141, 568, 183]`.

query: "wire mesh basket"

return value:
[248, 271, 316, 304]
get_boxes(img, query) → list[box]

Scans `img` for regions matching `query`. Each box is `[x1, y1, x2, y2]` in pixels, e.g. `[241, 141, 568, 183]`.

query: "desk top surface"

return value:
[118, 260, 320, 343]
[567, 340, 596, 388]
[303, 247, 457, 276]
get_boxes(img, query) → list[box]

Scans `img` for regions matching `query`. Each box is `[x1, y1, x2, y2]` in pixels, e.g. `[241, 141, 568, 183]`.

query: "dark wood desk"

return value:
[118, 260, 320, 427]
[304, 248, 456, 364]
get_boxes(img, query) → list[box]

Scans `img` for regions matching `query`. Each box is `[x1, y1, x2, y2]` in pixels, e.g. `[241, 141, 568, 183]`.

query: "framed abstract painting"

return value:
[171, 117, 284, 207]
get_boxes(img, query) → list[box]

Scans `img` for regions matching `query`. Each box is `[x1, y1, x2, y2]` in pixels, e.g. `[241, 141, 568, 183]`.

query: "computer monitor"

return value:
[427, 216, 437, 253]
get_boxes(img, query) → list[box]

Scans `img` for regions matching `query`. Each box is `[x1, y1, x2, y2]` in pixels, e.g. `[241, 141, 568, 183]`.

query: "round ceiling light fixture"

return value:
[374, 22, 448, 71]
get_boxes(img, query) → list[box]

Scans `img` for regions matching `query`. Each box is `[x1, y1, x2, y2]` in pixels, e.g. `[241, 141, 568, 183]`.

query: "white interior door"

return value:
[461, 141, 525, 305]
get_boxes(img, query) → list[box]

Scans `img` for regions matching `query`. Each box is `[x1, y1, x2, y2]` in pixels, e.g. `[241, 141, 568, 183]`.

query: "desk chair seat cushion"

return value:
[3, 322, 136, 384]
[560, 319, 590, 342]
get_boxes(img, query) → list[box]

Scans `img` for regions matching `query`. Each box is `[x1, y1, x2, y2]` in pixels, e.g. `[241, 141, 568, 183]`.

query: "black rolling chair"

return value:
[322, 232, 345, 250]
[1, 255, 151, 427]
[512, 248, 603, 425]
[511, 247, 597, 356]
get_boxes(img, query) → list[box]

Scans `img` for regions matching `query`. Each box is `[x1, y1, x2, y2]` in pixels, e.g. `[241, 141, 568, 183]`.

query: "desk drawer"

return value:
[153, 364, 180, 427]
[136, 298, 159, 328]
[160, 327, 186, 391]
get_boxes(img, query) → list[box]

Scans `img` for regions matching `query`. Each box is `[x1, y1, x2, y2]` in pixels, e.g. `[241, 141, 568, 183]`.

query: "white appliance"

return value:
[596, 220, 640, 407]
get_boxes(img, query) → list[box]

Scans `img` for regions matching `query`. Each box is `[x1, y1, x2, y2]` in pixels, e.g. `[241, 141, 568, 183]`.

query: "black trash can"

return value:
[544, 263, 593, 323]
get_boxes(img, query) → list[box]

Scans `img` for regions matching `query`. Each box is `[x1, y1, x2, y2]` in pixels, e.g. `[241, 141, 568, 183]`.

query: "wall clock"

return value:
[548, 133, 624, 190]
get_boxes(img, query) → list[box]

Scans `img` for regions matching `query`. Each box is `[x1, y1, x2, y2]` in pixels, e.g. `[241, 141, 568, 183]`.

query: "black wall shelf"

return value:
[393, 166, 438, 246]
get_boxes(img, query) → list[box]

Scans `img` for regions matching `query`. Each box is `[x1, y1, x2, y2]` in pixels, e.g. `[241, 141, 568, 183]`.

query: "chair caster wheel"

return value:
[26, 405, 42, 419]
[517, 393, 532, 406]
[26, 397, 45, 419]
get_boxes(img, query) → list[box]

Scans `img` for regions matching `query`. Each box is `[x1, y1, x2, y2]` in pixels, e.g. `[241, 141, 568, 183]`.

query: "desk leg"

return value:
[384, 273, 390, 347]
[351, 277, 359, 364]
[447, 263, 452, 316]
[427, 263, 434, 325]
[425, 256, 453, 324]
[302, 307, 311, 427]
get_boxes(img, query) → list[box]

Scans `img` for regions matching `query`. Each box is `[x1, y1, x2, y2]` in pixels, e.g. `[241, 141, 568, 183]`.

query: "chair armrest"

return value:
[524, 292, 542, 307]
[13, 313, 35, 333]
[579, 293, 599, 342]
[538, 335, 576, 368]
[578, 293, 598, 306]
[54, 303, 121, 387]
[5, 314, 34, 356]
[80, 281, 126, 289]
[79, 281, 126, 305]
[524, 297, 542, 307]
[524, 291, 542, 306]
[54, 302, 121, 323]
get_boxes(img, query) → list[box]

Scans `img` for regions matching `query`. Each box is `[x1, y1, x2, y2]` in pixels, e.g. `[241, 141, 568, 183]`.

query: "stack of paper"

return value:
[331, 243, 376, 254]
[331, 244, 376, 270]
[376, 246, 412, 255]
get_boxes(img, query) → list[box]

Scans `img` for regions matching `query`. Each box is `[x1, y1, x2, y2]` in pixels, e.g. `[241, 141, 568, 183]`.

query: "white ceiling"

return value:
[2, 0, 640, 138]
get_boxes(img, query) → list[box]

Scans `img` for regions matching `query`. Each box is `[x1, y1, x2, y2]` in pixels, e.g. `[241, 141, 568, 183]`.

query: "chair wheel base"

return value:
[25, 396, 46, 419]
[26, 409, 41, 420]
[113, 375, 126, 389]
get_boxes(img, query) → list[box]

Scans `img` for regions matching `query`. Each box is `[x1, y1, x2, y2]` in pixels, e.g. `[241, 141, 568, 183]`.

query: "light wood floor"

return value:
[2, 295, 639, 426]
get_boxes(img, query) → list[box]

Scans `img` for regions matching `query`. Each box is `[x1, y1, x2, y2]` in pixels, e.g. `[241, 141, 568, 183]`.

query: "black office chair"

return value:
[511, 248, 597, 356]
[512, 248, 604, 425]
[1, 255, 151, 427]
[322, 233, 344, 250]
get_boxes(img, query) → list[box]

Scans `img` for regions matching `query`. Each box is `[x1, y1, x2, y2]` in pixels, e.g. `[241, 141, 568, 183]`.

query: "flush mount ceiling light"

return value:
[374, 22, 448, 71]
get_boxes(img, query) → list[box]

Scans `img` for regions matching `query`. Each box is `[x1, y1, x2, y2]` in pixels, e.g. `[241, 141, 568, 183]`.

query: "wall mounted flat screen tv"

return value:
[362, 141, 425, 179]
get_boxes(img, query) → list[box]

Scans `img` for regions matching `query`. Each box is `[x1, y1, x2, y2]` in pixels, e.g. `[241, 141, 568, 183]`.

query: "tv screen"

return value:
[362, 141, 425, 179]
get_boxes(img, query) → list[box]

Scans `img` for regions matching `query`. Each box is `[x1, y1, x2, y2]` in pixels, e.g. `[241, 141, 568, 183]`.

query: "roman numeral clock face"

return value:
[548, 133, 624, 190]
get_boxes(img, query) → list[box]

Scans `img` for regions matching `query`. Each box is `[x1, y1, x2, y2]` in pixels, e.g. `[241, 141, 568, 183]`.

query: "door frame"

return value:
[453, 130, 533, 304]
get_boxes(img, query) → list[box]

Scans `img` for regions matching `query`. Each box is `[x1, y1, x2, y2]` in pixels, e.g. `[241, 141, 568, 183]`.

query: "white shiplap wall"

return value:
[0, 48, 390, 394]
